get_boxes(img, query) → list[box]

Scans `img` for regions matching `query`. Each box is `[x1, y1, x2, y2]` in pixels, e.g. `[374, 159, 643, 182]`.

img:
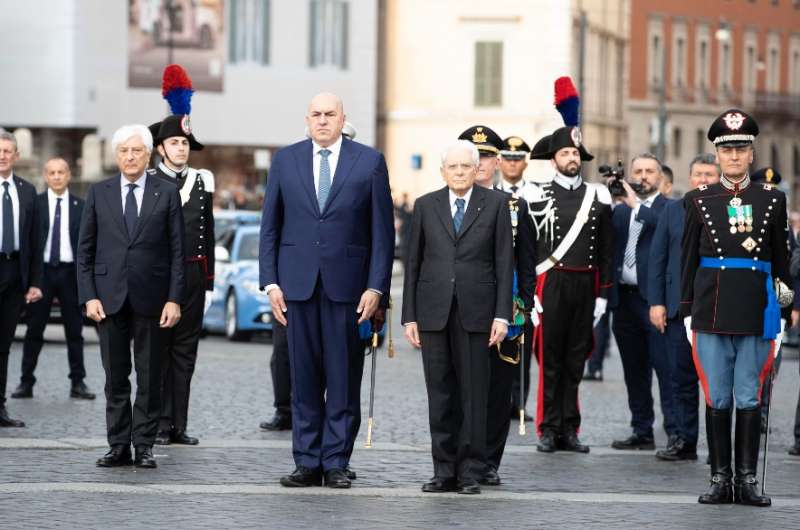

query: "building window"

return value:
[697, 39, 709, 90]
[229, 0, 271, 65]
[794, 144, 800, 175]
[745, 44, 757, 93]
[792, 49, 800, 94]
[474, 41, 503, 107]
[696, 128, 706, 155]
[651, 34, 662, 84]
[768, 45, 781, 92]
[720, 42, 732, 92]
[309, 0, 349, 69]
[772, 143, 781, 172]
[673, 127, 682, 158]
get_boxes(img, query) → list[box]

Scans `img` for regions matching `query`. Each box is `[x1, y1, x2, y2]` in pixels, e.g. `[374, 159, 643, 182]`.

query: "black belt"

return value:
[0, 251, 19, 261]
[619, 284, 639, 293]
[46, 261, 75, 268]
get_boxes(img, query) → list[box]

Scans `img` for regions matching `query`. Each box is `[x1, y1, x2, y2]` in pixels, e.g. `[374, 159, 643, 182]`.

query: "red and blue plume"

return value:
[161, 64, 194, 116]
[554, 76, 580, 127]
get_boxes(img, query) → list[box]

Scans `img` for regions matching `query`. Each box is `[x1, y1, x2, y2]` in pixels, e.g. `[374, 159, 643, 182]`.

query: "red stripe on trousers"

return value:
[534, 271, 548, 438]
[691, 331, 713, 408]
[756, 340, 776, 405]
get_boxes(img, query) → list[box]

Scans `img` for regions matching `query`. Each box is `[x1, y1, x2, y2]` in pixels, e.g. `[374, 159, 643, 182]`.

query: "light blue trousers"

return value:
[692, 332, 774, 410]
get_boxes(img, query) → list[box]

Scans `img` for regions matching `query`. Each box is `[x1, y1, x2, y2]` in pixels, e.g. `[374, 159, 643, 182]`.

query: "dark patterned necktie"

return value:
[124, 183, 139, 239]
[453, 198, 465, 233]
[49, 197, 62, 265]
[1, 181, 13, 254]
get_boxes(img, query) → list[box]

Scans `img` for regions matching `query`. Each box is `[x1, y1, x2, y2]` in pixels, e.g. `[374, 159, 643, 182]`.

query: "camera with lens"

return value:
[600, 159, 642, 197]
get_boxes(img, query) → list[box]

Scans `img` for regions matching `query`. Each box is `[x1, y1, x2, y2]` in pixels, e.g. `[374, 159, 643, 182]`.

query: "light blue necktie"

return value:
[453, 198, 465, 234]
[318, 148, 331, 212]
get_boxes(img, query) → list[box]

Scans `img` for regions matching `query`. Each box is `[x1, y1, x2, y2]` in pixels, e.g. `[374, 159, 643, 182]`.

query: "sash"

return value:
[535, 184, 597, 275]
[180, 168, 215, 206]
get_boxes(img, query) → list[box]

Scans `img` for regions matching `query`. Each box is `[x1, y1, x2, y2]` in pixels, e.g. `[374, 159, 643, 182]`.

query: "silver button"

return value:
[717, 248, 722, 252]
[711, 229, 716, 234]
[721, 265, 726, 270]
[714, 238, 719, 243]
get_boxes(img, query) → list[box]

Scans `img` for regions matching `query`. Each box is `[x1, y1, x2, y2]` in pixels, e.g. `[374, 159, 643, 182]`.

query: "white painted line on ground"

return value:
[1, 482, 798, 506]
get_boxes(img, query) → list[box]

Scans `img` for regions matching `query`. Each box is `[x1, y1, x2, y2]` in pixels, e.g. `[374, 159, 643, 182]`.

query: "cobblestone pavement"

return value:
[2, 283, 800, 529]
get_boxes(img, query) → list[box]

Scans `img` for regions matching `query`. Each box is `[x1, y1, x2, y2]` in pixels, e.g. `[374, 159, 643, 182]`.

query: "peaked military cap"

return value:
[707, 108, 759, 147]
[750, 166, 781, 185]
[500, 136, 531, 159]
[458, 125, 503, 156]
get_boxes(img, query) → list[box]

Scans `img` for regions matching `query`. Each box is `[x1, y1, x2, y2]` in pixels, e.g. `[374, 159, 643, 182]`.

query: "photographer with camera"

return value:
[607, 153, 677, 453]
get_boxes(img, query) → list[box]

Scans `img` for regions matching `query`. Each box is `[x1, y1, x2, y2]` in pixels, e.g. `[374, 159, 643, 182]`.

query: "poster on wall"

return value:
[128, 0, 225, 92]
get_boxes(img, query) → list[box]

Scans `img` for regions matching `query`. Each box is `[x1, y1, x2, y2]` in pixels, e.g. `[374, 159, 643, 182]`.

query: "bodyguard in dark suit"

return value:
[78, 124, 185, 468]
[648, 154, 720, 461]
[403, 140, 514, 495]
[609, 153, 676, 451]
[0, 130, 43, 427]
[260, 93, 394, 489]
[12, 159, 95, 401]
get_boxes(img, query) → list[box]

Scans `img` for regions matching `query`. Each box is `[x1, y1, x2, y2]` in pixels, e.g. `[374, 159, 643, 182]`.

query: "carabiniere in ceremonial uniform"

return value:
[681, 108, 793, 507]
[149, 66, 216, 446]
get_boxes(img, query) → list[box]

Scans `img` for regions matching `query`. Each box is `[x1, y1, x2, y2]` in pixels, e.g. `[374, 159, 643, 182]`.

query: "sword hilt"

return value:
[519, 409, 526, 435]
[365, 417, 374, 448]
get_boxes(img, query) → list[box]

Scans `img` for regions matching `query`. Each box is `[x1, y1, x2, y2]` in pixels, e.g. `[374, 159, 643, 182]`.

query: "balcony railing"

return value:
[754, 92, 800, 120]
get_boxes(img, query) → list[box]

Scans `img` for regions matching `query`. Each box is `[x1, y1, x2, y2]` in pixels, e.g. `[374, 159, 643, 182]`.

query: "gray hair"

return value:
[111, 124, 153, 152]
[689, 153, 719, 175]
[630, 152, 663, 172]
[0, 130, 18, 151]
[440, 140, 480, 168]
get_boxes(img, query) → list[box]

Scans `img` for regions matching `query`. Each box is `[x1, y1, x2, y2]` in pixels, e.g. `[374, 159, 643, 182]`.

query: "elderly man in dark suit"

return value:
[0, 130, 43, 427]
[260, 93, 394, 489]
[12, 158, 94, 401]
[609, 153, 676, 452]
[78, 124, 185, 468]
[402, 140, 514, 495]
[648, 154, 720, 462]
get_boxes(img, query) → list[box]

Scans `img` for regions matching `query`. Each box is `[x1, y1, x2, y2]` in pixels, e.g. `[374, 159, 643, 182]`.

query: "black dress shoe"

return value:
[421, 477, 458, 493]
[96, 445, 133, 467]
[259, 414, 292, 431]
[559, 432, 590, 453]
[0, 406, 25, 427]
[11, 384, 33, 399]
[480, 467, 501, 486]
[280, 466, 322, 487]
[656, 437, 698, 461]
[457, 478, 481, 495]
[134, 446, 157, 468]
[537, 431, 557, 453]
[172, 431, 199, 445]
[324, 468, 351, 489]
[345, 467, 357, 480]
[583, 369, 603, 381]
[70, 381, 96, 400]
[154, 430, 172, 445]
[611, 433, 655, 450]
[788, 443, 800, 456]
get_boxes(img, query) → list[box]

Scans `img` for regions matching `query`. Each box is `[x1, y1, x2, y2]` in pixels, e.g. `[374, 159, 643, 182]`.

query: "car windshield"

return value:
[238, 233, 259, 261]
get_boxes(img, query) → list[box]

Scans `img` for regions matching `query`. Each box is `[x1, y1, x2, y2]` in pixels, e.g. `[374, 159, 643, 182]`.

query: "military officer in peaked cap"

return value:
[522, 125, 613, 454]
[458, 126, 537, 486]
[682, 109, 792, 507]
[149, 112, 215, 447]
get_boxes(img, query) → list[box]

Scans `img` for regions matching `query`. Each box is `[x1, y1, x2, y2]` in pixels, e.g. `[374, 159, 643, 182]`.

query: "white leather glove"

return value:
[592, 297, 607, 328]
[531, 295, 543, 327]
[683, 316, 692, 345]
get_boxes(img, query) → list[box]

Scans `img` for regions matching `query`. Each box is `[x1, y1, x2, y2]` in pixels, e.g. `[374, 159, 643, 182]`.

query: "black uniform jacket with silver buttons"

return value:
[493, 187, 537, 309]
[680, 182, 791, 334]
[528, 182, 614, 297]
[152, 166, 216, 290]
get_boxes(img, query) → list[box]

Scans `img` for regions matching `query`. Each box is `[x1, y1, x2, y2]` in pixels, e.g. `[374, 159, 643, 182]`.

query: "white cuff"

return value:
[264, 284, 280, 294]
[494, 318, 509, 325]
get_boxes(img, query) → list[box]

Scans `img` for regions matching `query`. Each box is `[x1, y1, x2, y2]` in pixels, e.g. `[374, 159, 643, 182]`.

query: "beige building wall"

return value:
[378, 0, 573, 198]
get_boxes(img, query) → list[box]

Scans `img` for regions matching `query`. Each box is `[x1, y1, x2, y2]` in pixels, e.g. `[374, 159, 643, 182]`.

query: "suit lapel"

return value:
[69, 196, 80, 249]
[293, 140, 320, 217]
[131, 177, 162, 243]
[102, 177, 127, 238]
[323, 138, 361, 213]
[13, 175, 27, 235]
[457, 187, 485, 239]
[434, 187, 455, 241]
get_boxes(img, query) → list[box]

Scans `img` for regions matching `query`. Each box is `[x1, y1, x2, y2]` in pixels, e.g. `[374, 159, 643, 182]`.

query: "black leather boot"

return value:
[734, 407, 771, 507]
[698, 407, 733, 504]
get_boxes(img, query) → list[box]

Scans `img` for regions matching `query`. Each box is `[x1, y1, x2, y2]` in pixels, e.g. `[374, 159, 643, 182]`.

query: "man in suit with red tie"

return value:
[259, 93, 394, 489]
[12, 158, 95, 401]
[78, 124, 185, 468]
[0, 130, 43, 427]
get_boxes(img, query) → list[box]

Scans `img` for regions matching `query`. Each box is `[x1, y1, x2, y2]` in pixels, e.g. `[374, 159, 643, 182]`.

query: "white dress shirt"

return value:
[120, 173, 147, 215]
[0, 173, 20, 251]
[497, 179, 529, 195]
[312, 135, 343, 193]
[43, 188, 73, 263]
[620, 191, 660, 286]
[449, 187, 473, 217]
[553, 173, 583, 191]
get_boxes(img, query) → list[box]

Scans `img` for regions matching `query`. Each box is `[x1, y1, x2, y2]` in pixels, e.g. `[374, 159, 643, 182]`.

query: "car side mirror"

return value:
[215, 246, 231, 263]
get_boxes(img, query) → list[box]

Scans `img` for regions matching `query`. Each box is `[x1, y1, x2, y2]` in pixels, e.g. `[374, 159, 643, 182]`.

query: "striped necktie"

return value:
[623, 214, 642, 268]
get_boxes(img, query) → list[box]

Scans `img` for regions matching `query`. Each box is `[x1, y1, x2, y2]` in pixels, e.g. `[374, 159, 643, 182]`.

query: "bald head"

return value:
[43, 157, 71, 195]
[306, 92, 345, 147]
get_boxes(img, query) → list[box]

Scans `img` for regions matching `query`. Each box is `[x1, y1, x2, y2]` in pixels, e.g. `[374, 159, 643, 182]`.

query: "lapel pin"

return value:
[154, 192, 159, 196]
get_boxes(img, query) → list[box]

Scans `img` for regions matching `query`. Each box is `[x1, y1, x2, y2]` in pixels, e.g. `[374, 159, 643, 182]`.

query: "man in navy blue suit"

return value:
[648, 154, 720, 462]
[609, 153, 676, 451]
[259, 93, 394, 489]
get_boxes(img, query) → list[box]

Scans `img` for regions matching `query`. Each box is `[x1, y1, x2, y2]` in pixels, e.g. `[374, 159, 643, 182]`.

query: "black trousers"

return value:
[536, 269, 594, 437]
[665, 315, 699, 446]
[487, 342, 516, 470]
[510, 318, 534, 410]
[611, 285, 675, 438]
[0, 257, 24, 406]
[159, 261, 205, 433]
[270, 320, 291, 416]
[586, 311, 609, 373]
[98, 298, 163, 447]
[420, 298, 490, 481]
[20, 263, 85, 387]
